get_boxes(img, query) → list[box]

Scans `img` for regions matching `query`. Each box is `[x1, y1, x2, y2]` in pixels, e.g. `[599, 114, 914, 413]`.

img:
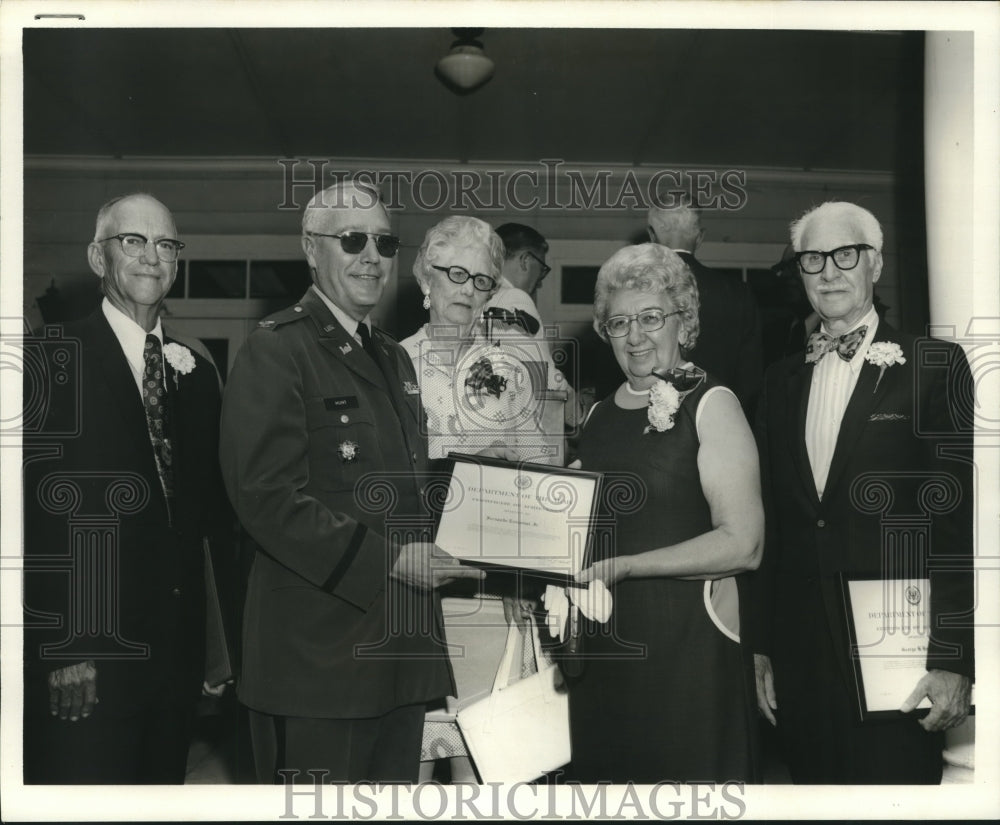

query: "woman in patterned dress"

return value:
[564, 243, 764, 783]
[402, 216, 567, 782]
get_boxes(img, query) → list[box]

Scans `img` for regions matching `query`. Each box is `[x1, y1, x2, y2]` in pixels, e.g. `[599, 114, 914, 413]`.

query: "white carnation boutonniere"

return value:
[864, 341, 906, 392]
[162, 343, 196, 389]
[644, 380, 681, 434]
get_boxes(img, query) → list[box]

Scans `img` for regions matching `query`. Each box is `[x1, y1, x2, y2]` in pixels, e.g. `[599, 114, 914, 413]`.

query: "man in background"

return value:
[647, 202, 763, 416]
[484, 222, 552, 337]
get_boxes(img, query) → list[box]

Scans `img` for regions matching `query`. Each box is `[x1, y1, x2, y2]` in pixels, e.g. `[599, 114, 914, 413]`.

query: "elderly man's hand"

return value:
[48, 661, 98, 721]
[901, 669, 972, 731]
[754, 653, 778, 727]
[391, 542, 485, 591]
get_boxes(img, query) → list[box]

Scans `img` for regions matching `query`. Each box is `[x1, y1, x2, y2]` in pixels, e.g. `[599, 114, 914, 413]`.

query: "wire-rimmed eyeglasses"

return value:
[603, 308, 682, 338]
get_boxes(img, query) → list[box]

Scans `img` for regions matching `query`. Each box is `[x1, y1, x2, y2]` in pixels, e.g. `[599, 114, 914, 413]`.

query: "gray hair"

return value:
[302, 180, 385, 235]
[93, 192, 171, 241]
[413, 216, 504, 283]
[647, 203, 702, 251]
[593, 243, 700, 350]
[790, 201, 884, 252]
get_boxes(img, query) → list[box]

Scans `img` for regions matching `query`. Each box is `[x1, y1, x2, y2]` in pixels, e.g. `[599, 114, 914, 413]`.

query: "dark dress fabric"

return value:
[567, 377, 756, 783]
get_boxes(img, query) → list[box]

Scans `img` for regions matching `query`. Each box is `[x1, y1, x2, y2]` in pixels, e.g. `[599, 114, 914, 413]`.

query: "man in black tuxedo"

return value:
[647, 203, 763, 416]
[220, 181, 482, 783]
[22, 194, 231, 783]
[751, 201, 974, 783]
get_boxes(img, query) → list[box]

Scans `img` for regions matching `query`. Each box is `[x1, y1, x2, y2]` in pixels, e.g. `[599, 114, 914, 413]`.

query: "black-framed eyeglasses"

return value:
[795, 244, 874, 275]
[96, 233, 185, 263]
[430, 265, 498, 292]
[526, 251, 552, 278]
[307, 231, 401, 258]
[603, 308, 682, 338]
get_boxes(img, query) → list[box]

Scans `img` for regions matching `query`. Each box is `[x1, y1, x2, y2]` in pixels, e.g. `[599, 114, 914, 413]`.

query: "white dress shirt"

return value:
[804, 305, 879, 499]
[101, 298, 165, 397]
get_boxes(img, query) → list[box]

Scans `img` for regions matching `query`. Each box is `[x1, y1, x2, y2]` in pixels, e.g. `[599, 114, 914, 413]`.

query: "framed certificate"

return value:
[433, 453, 602, 580]
[839, 574, 975, 722]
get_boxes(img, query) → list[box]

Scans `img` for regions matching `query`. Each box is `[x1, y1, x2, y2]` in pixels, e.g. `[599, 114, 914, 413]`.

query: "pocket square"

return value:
[869, 412, 909, 422]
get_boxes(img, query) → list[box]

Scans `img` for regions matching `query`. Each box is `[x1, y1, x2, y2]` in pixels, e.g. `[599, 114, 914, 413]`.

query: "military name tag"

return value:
[324, 396, 359, 411]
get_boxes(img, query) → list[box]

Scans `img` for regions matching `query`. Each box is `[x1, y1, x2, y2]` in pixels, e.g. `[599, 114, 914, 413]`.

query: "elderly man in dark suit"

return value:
[751, 201, 974, 783]
[22, 194, 231, 783]
[220, 181, 483, 783]
[647, 203, 763, 416]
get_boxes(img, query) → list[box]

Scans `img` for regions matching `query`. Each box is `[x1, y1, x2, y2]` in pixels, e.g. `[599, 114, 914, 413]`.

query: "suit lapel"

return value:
[90, 313, 159, 477]
[787, 357, 820, 507]
[370, 330, 420, 424]
[162, 341, 185, 498]
[823, 323, 900, 497]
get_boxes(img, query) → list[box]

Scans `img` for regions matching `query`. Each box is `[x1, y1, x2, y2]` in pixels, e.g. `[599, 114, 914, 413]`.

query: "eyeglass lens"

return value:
[798, 244, 868, 274]
[116, 234, 182, 262]
[336, 232, 400, 258]
[605, 309, 671, 337]
[434, 265, 496, 292]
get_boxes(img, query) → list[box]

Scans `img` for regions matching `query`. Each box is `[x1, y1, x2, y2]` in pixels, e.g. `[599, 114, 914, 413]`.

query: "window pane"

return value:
[188, 261, 247, 298]
[561, 265, 600, 305]
[249, 260, 312, 299]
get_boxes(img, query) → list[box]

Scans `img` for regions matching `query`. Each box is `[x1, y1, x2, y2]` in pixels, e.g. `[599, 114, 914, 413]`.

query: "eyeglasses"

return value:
[430, 265, 498, 292]
[526, 251, 552, 279]
[96, 233, 185, 263]
[307, 231, 401, 258]
[795, 244, 874, 275]
[603, 308, 682, 338]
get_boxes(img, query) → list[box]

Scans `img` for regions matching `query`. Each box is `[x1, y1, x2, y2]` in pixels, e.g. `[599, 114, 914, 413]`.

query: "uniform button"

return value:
[340, 414, 349, 423]
[412, 452, 418, 462]
[294, 305, 303, 312]
[171, 587, 182, 597]
[817, 519, 826, 528]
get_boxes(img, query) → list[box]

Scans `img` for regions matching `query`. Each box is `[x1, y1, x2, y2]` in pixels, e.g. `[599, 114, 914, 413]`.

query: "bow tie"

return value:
[805, 326, 868, 364]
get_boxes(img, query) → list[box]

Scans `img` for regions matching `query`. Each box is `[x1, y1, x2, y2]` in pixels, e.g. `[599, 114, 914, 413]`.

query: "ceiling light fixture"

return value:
[435, 28, 495, 95]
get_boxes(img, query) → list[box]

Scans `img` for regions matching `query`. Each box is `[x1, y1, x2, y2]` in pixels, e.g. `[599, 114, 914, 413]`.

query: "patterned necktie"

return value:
[805, 325, 868, 364]
[142, 334, 174, 501]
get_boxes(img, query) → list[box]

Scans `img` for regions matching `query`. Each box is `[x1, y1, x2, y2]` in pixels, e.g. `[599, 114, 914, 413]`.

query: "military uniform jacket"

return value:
[220, 288, 453, 718]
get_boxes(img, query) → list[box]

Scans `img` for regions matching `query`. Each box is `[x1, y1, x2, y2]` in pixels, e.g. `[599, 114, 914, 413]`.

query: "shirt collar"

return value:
[102, 298, 163, 371]
[819, 305, 879, 372]
[310, 285, 372, 340]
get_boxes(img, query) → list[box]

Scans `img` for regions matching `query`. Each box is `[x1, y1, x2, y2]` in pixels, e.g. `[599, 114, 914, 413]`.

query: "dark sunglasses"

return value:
[307, 231, 400, 258]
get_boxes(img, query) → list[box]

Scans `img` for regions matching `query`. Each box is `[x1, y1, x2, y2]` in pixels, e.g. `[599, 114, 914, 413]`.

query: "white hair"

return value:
[646, 203, 702, 250]
[790, 201, 883, 252]
[301, 181, 385, 234]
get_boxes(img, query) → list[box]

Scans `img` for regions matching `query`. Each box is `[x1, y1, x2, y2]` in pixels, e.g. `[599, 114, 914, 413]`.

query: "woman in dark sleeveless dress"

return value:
[563, 243, 764, 783]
